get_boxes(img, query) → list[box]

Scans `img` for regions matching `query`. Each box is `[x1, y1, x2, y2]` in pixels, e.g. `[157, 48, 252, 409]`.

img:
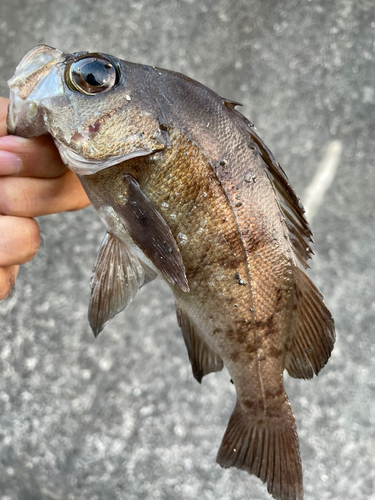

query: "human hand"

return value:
[0, 96, 90, 300]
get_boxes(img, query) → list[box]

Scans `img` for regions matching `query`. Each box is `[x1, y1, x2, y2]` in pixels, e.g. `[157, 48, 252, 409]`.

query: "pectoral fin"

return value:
[140, 261, 158, 285]
[89, 231, 147, 336]
[112, 175, 189, 292]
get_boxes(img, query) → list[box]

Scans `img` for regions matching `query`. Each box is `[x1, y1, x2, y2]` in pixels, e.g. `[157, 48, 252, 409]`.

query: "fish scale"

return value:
[7, 44, 335, 500]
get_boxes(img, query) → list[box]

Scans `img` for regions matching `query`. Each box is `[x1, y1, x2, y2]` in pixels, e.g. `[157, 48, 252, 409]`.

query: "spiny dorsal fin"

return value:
[225, 106, 313, 269]
[285, 266, 335, 379]
[217, 398, 303, 500]
[89, 232, 146, 336]
[176, 304, 223, 383]
[222, 97, 243, 111]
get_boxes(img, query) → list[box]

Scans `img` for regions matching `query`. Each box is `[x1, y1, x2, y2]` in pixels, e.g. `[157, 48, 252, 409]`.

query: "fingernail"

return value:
[0, 150, 22, 175]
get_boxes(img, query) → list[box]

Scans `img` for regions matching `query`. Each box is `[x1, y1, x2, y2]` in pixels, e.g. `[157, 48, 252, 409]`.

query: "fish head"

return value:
[7, 45, 167, 174]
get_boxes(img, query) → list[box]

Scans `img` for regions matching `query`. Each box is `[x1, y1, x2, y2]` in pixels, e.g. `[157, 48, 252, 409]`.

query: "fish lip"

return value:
[56, 142, 164, 175]
[7, 44, 65, 136]
[8, 44, 64, 99]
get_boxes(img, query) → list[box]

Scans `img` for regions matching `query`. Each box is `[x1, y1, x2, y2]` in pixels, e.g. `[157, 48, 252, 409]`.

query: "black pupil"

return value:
[81, 61, 110, 86]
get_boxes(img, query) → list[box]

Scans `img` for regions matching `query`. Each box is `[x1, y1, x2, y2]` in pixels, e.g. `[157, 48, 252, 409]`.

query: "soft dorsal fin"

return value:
[176, 304, 223, 383]
[285, 266, 335, 379]
[224, 105, 335, 379]
[225, 105, 313, 269]
[89, 231, 149, 336]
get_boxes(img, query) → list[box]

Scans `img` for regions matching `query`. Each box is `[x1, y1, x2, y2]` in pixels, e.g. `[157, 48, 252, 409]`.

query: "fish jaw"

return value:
[7, 45, 66, 137]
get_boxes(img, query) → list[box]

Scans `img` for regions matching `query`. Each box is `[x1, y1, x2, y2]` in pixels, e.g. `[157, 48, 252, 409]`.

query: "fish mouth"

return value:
[7, 44, 65, 137]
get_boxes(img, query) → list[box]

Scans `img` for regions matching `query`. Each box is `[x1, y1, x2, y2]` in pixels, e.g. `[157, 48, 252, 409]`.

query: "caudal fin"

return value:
[217, 399, 303, 500]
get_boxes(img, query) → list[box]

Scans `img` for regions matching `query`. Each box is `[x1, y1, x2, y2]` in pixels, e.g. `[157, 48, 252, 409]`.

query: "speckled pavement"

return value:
[0, 1, 374, 499]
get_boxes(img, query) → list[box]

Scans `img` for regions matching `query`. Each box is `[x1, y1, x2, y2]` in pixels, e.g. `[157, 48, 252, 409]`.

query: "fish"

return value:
[7, 45, 335, 500]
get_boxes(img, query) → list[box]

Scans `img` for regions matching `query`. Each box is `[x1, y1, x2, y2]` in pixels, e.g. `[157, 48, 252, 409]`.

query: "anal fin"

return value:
[176, 305, 223, 383]
[285, 267, 335, 379]
[89, 231, 147, 336]
[217, 398, 303, 500]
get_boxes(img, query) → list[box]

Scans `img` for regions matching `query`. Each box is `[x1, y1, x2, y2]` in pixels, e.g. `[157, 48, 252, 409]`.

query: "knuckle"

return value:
[0, 266, 18, 301]
[25, 219, 41, 261]
[0, 217, 40, 266]
[16, 219, 41, 265]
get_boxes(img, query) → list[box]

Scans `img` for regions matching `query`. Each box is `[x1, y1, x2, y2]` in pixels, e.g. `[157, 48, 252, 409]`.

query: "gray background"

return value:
[0, 0, 374, 499]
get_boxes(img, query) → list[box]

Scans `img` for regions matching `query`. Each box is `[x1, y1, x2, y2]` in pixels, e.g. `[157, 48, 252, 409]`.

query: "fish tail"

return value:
[216, 398, 303, 500]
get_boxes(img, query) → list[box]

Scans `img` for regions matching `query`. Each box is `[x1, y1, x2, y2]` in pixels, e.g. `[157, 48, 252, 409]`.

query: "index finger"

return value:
[0, 97, 8, 136]
[0, 97, 67, 179]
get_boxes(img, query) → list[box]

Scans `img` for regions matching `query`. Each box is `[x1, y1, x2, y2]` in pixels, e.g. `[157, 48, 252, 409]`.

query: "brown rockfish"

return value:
[7, 45, 335, 500]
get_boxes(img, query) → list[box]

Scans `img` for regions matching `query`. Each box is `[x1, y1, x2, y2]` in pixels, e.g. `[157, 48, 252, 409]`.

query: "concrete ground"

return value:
[0, 0, 374, 499]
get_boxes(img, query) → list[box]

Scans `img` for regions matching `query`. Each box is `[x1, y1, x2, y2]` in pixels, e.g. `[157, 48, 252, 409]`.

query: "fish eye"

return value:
[67, 56, 118, 95]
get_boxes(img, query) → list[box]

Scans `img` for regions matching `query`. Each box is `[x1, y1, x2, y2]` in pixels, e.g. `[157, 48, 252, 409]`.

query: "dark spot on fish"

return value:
[236, 203, 242, 207]
[230, 378, 234, 384]
[268, 345, 283, 359]
[294, 282, 302, 299]
[264, 386, 284, 399]
[247, 233, 266, 253]
[255, 314, 275, 335]
[227, 343, 242, 361]
[243, 398, 261, 410]
[235, 195, 241, 200]
[234, 304, 238, 307]
[235, 273, 240, 280]
[220, 160, 227, 166]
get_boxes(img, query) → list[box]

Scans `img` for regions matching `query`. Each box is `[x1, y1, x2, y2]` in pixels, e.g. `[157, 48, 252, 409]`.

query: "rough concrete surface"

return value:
[0, 1, 374, 499]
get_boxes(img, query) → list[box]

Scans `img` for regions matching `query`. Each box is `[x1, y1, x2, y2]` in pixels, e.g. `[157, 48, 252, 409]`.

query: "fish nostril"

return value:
[88, 121, 100, 134]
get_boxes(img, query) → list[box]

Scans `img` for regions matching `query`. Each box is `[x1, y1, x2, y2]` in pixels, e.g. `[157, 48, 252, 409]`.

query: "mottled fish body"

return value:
[7, 45, 335, 500]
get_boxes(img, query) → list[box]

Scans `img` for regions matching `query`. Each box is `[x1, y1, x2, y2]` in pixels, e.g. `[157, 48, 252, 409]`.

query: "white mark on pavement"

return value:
[303, 140, 342, 222]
